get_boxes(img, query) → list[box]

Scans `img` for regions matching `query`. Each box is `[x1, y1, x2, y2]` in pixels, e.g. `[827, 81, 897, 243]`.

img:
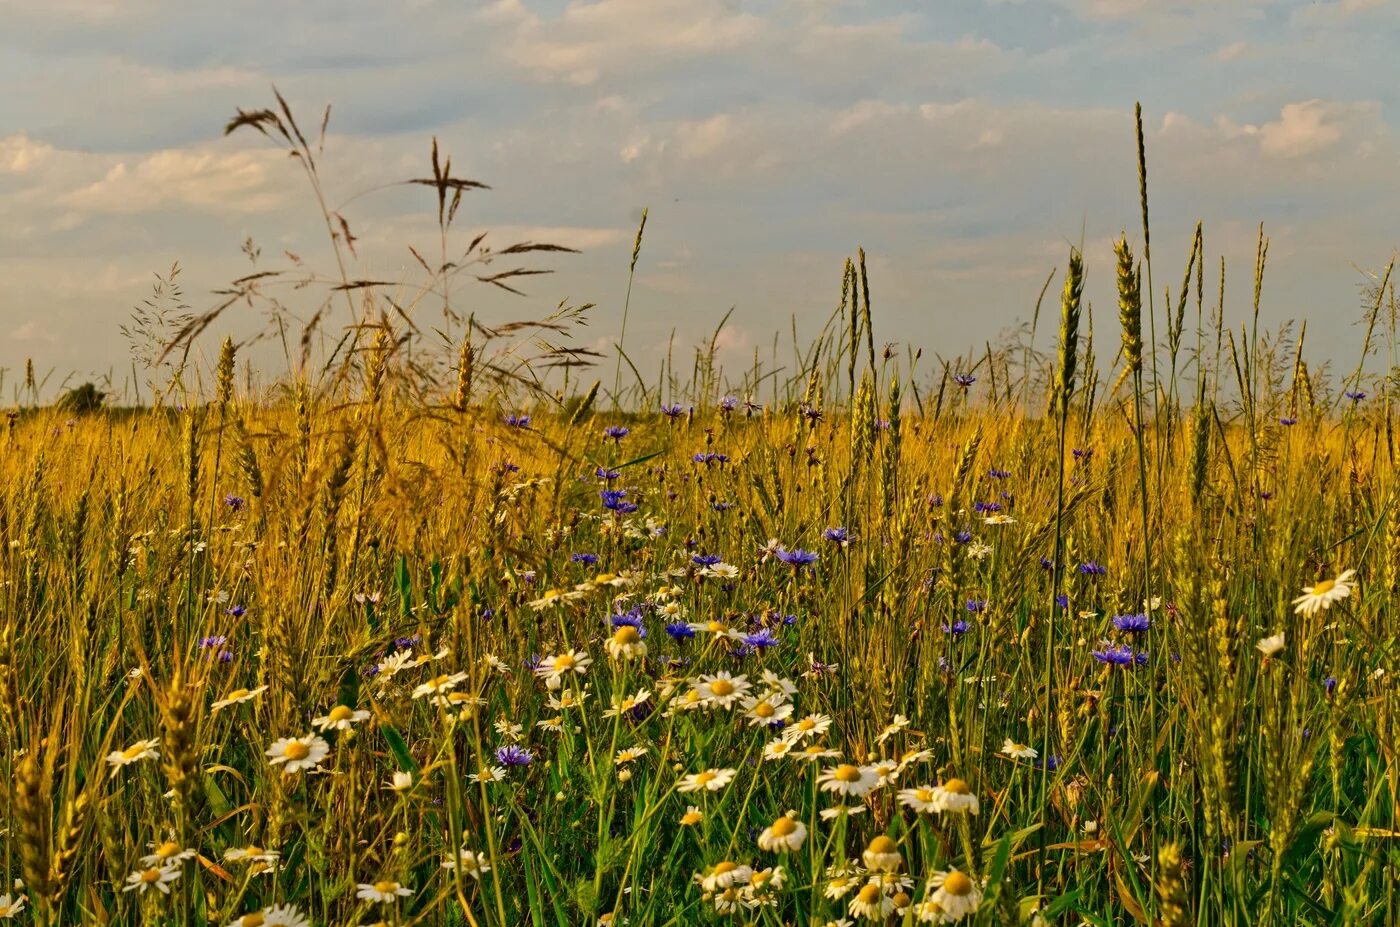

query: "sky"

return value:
[1, 0, 1397, 400]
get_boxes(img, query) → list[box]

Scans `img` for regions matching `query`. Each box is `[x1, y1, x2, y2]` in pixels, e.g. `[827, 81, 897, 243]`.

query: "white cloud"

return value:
[0, 133, 55, 174]
[58, 148, 286, 214]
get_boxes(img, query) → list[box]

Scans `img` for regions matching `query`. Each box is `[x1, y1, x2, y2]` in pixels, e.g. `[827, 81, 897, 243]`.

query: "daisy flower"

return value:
[266, 734, 330, 775]
[614, 746, 648, 766]
[211, 685, 268, 711]
[817, 763, 880, 797]
[412, 671, 468, 700]
[470, 765, 509, 785]
[227, 903, 311, 927]
[1293, 569, 1356, 617]
[1001, 738, 1038, 761]
[794, 743, 842, 762]
[385, 771, 414, 792]
[678, 768, 737, 793]
[699, 562, 740, 580]
[605, 625, 647, 660]
[534, 649, 593, 689]
[919, 870, 981, 922]
[862, 835, 901, 872]
[139, 841, 196, 868]
[693, 672, 751, 709]
[875, 715, 910, 744]
[824, 864, 865, 899]
[1256, 633, 1286, 657]
[820, 804, 866, 821]
[0, 894, 25, 919]
[870, 759, 902, 787]
[106, 738, 160, 774]
[312, 704, 371, 732]
[679, 806, 704, 826]
[441, 849, 490, 879]
[224, 846, 280, 864]
[536, 715, 565, 733]
[786, 713, 833, 741]
[688, 619, 745, 641]
[356, 880, 413, 903]
[602, 689, 651, 718]
[930, 778, 980, 814]
[759, 670, 798, 698]
[848, 880, 895, 921]
[696, 861, 752, 893]
[757, 813, 807, 852]
[742, 695, 793, 727]
[122, 865, 182, 894]
[763, 738, 797, 761]
[896, 785, 939, 814]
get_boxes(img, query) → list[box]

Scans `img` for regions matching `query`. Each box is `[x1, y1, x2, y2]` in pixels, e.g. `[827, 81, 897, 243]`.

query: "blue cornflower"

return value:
[692, 554, 722, 566]
[604, 425, 630, 441]
[1280, 417, 1297, 426]
[665, 622, 696, 641]
[954, 373, 976, 388]
[712, 501, 734, 512]
[199, 635, 228, 649]
[942, 620, 969, 636]
[1324, 676, 1338, 697]
[1091, 644, 1147, 667]
[953, 530, 973, 544]
[571, 552, 600, 566]
[973, 501, 1001, 514]
[505, 413, 531, 428]
[225, 604, 246, 617]
[743, 629, 780, 649]
[1039, 556, 1054, 570]
[719, 395, 739, 413]
[1112, 613, 1150, 633]
[224, 494, 245, 511]
[523, 654, 543, 672]
[823, 527, 849, 545]
[965, 600, 986, 614]
[1072, 448, 1092, 460]
[500, 461, 521, 473]
[989, 468, 1011, 479]
[600, 489, 638, 514]
[800, 404, 823, 422]
[1346, 390, 1366, 401]
[610, 610, 646, 633]
[928, 493, 944, 508]
[661, 404, 686, 419]
[1078, 561, 1107, 576]
[596, 467, 621, 481]
[495, 745, 533, 767]
[775, 548, 819, 569]
[1055, 594, 1069, 609]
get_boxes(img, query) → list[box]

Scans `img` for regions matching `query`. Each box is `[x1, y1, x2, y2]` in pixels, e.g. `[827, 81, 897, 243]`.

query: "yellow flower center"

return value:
[681, 810, 702, 825]
[771, 816, 797, 836]
[943, 777, 970, 794]
[427, 674, 450, 689]
[797, 718, 816, 731]
[373, 880, 399, 894]
[868, 835, 896, 854]
[121, 744, 149, 760]
[857, 883, 882, 904]
[694, 771, 717, 785]
[154, 840, 180, 858]
[893, 891, 911, 908]
[713, 861, 737, 876]
[329, 705, 355, 722]
[242, 915, 266, 927]
[1312, 579, 1336, 595]
[554, 654, 576, 671]
[283, 741, 311, 761]
[754, 702, 775, 718]
[541, 589, 562, 600]
[140, 868, 162, 884]
[834, 764, 862, 783]
[915, 788, 935, 802]
[709, 679, 735, 697]
[707, 621, 726, 633]
[595, 573, 617, 584]
[613, 626, 640, 644]
[943, 871, 973, 896]
[225, 688, 250, 701]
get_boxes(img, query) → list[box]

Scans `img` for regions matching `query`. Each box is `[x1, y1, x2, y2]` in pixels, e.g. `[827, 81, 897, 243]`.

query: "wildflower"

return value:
[680, 805, 704, 826]
[763, 738, 797, 761]
[0, 895, 24, 919]
[1256, 633, 1286, 657]
[817, 763, 880, 797]
[862, 835, 902, 871]
[1346, 390, 1366, 401]
[1292, 569, 1356, 617]
[504, 413, 531, 428]
[602, 689, 651, 719]
[605, 624, 648, 660]
[775, 547, 820, 569]
[919, 870, 981, 922]
[228, 904, 311, 927]
[442, 849, 490, 879]
[106, 738, 160, 774]
[412, 672, 468, 700]
[211, 685, 268, 711]
[743, 628, 780, 649]
[848, 879, 895, 920]
[495, 745, 533, 767]
[122, 865, 182, 894]
[535, 649, 592, 689]
[696, 860, 752, 893]
[266, 734, 330, 775]
[700, 562, 740, 580]
[693, 671, 751, 708]
[757, 813, 807, 852]
[469, 766, 509, 785]
[665, 621, 697, 640]
[1112, 613, 1150, 633]
[953, 373, 976, 387]
[897, 785, 939, 814]
[786, 713, 833, 741]
[678, 768, 737, 792]
[224, 846, 280, 864]
[603, 425, 629, 441]
[356, 880, 413, 903]
[795, 743, 842, 762]
[140, 841, 196, 868]
[984, 513, 1015, 525]
[386, 771, 414, 792]
[1000, 738, 1038, 761]
[1091, 644, 1147, 667]
[742, 695, 793, 727]
[930, 778, 979, 814]
[824, 527, 850, 547]
[1280, 416, 1298, 426]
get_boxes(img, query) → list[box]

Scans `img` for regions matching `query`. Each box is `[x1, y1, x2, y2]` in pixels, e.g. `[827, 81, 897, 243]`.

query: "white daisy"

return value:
[919, 870, 982, 922]
[211, 685, 268, 711]
[756, 814, 807, 852]
[266, 734, 330, 775]
[355, 879, 413, 903]
[1293, 569, 1356, 617]
[122, 865, 181, 894]
[106, 738, 160, 774]
[1256, 632, 1286, 657]
[677, 768, 737, 793]
[312, 704, 371, 732]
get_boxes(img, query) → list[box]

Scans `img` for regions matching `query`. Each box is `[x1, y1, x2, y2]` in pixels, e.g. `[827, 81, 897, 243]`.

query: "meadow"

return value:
[2, 97, 1400, 927]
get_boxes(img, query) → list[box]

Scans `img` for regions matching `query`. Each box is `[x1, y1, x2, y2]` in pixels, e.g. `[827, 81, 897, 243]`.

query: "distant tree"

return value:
[55, 382, 105, 414]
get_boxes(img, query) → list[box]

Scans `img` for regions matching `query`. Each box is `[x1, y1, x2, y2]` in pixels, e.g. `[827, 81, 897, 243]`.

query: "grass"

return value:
[2, 94, 1400, 927]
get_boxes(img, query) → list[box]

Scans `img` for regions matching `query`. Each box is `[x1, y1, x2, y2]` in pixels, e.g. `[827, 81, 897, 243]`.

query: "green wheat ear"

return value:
[1114, 236, 1142, 375]
[1055, 248, 1084, 421]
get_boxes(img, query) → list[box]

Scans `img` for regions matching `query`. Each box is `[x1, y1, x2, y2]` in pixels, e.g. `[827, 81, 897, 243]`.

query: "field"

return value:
[4, 101, 1400, 927]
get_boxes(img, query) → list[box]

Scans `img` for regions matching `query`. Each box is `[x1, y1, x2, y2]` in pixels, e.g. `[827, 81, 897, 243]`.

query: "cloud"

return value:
[1206, 100, 1385, 160]
[58, 148, 287, 214]
[0, 133, 55, 174]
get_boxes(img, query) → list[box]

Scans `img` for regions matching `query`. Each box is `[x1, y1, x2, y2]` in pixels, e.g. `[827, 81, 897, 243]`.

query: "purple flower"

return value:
[1280, 417, 1297, 426]
[1346, 390, 1367, 401]
[965, 600, 986, 614]
[719, 395, 739, 413]
[661, 404, 687, 419]
[1055, 594, 1069, 609]
[775, 548, 819, 569]
[1072, 448, 1092, 460]
[1091, 644, 1147, 667]
[571, 552, 599, 566]
[974, 501, 1001, 514]
[199, 635, 228, 649]
[596, 467, 621, 482]
[600, 489, 638, 514]
[988, 468, 1011, 479]
[495, 745, 533, 767]
[953, 373, 976, 388]
[1112, 613, 1150, 633]
[610, 609, 646, 634]
[505, 413, 531, 428]
[1324, 676, 1338, 697]
[225, 604, 246, 618]
[928, 493, 944, 508]
[743, 629, 779, 649]
[665, 622, 696, 641]
[223, 494, 245, 511]
[604, 425, 630, 441]
[1039, 556, 1054, 571]
[942, 620, 969, 636]
[1078, 561, 1107, 577]
[692, 554, 722, 567]
[823, 527, 849, 545]
[953, 530, 973, 545]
